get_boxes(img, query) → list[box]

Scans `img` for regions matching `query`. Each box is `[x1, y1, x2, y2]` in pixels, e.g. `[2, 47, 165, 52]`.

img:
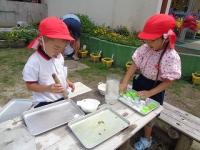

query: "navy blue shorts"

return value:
[66, 51, 75, 58]
[132, 74, 165, 105]
[34, 97, 64, 108]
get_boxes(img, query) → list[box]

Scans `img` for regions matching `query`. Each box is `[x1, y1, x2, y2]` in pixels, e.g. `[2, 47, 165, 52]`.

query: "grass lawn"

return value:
[0, 48, 32, 86]
[0, 48, 32, 105]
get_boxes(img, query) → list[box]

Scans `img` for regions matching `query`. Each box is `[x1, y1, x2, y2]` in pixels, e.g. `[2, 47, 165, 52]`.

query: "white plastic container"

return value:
[105, 74, 120, 105]
[97, 82, 106, 95]
[77, 99, 100, 113]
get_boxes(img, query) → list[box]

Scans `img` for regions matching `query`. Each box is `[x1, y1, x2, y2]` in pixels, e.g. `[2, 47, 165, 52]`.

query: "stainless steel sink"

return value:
[0, 99, 32, 123]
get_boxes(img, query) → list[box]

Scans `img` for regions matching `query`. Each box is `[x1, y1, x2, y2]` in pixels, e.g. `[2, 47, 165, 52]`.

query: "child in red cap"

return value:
[23, 17, 75, 108]
[120, 14, 181, 150]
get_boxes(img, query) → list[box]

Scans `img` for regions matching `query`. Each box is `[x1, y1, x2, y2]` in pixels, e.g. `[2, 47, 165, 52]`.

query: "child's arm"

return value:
[26, 83, 64, 93]
[120, 62, 137, 92]
[138, 79, 173, 98]
[71, 39, 80, 51]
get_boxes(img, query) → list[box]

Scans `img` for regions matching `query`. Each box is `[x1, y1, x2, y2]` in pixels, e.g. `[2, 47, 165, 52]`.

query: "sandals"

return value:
[134, 137, 152, 150]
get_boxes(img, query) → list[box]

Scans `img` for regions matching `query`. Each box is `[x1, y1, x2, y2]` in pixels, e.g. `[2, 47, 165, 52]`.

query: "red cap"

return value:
[28, 17, 74, 49]
[138, 14, 176, 48]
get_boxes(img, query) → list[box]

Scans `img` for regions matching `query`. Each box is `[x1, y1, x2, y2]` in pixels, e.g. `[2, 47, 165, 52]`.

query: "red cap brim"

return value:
[46, 34, 74, 41]
[138, 32, 162, 40]
[28, 34, 74, 50]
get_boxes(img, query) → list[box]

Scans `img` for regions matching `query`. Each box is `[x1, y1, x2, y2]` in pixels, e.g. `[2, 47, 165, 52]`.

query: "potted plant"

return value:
[79, 44, 88, 58]
[101, 55, 114, 67]
[90, 51, 101, 62]
[192, 72, 200, 85]
[125, 61, 132, 70]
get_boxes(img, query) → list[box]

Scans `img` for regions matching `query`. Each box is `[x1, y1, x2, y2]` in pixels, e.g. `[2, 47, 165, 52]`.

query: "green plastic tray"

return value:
[119, 90, 160, 115]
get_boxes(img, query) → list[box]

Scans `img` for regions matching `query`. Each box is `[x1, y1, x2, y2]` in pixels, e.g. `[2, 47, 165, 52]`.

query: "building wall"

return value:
[0, 0, 47, 27]
[46, 0, 169, 31]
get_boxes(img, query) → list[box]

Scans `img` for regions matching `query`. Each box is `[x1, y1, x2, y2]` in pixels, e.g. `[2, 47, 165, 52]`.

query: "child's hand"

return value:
[67, 80, 75, 92]
[49, 84, 64, 93]
[119, 83, 127, 94]
[137, 90, 152, 99]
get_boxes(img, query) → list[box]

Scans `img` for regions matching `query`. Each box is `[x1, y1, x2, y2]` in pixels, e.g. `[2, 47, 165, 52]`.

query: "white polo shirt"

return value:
[23, 50, 68, 103]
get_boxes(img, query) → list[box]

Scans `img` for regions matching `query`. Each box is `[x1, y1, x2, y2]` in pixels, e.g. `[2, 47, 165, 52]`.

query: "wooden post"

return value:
[160, 0, 168, 14]
[175, 134, 193, 150]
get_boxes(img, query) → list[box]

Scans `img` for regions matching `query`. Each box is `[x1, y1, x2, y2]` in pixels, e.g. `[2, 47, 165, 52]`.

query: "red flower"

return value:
[182, 15, 198, 31]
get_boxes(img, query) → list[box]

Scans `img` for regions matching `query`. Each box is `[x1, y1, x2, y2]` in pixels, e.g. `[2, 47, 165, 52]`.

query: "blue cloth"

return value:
[134, 137, 152, 150]
[132, 74, 165, 105]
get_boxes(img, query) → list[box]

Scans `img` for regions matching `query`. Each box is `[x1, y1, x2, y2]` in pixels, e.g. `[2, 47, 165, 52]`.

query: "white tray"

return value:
[68, 108, 130, 149]
[23, 100, 85, 136]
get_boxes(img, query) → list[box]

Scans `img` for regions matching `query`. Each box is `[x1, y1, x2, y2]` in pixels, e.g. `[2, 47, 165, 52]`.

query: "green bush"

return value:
[0, 27, 38, 42]
[0, 32, 8, 40]
[78, 14, 141, 46]
[13, 27, 38, 42]
[114, 26, 130, 36]
[89, 25, 141, 46]
[77, 14, 96, 34]
[30, 22, 40, 29]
